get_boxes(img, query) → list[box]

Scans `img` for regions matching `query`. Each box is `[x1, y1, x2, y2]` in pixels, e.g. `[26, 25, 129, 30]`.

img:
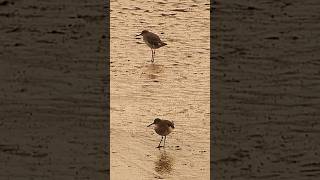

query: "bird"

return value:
[147, 118, 175, 148]
[137, 30, 167, 63]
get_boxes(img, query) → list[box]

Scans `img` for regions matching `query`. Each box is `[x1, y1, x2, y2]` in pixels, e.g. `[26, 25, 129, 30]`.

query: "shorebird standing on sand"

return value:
[137, 30, 167, 63]
[147, 118, 175, 148]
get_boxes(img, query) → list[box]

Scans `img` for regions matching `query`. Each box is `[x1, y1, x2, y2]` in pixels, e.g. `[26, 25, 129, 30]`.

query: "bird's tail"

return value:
[161, 42, 167, 47]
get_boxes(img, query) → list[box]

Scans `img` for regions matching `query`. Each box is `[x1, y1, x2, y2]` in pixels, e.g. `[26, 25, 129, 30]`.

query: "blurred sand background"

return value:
[0, 0, 107, 179]
[110, 0, 210, 179]
[212, 0, 320, 179]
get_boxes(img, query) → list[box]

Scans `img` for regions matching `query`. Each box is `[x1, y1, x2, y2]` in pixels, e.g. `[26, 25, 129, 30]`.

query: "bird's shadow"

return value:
[154, 149, 174, 175]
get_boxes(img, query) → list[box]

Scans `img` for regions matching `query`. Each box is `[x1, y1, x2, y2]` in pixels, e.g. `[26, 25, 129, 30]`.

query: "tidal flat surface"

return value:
[110, 0, 210, 179]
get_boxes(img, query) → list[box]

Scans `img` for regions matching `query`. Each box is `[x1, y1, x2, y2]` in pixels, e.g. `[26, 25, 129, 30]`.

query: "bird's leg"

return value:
[151, 49, 154, 63]
[157, 136, 163, 148]
[164, 136, 166, 148]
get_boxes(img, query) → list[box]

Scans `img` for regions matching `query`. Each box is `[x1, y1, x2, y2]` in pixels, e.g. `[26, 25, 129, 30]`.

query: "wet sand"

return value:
[110, 0, 210, 179]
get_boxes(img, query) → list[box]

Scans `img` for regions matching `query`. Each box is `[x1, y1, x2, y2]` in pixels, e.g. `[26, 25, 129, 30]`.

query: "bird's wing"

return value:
[146, 33, 162, 46]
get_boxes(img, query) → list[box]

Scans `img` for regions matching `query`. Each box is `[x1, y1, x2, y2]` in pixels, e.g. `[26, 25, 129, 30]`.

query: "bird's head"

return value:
[138, 30, 149, 36]
[147, 118, 161, 127]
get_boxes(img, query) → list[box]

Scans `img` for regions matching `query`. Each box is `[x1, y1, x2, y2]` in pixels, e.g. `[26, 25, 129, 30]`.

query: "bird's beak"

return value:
[147, 122, 154, 127]
[136, 33, 142, 36]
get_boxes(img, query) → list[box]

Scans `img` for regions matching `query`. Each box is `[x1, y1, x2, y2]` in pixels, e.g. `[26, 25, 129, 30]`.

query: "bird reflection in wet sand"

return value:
[140, 64, 164, 78]
[154, 150, 174, 175]
[147, 118, 175, 148]
[137, 30, 167, 63]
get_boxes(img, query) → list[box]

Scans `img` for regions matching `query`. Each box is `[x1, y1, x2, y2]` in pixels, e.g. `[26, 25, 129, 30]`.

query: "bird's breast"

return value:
[154, 125, 173, 136]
